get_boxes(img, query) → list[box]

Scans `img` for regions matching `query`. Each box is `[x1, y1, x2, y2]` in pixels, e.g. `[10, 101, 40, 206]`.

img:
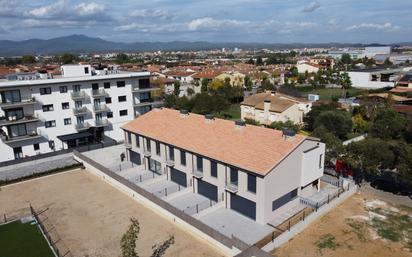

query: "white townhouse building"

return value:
[347, 67, 401, 89]
[0, 65, 161, 162]
[121, 108, 325, 224]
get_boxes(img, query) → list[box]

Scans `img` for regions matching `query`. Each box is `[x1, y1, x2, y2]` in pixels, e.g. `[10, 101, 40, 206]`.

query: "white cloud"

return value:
[302, 1, 321, 12]
[74, 3, 105, 16]
[28, 0, 67, 18]
[129, 9, 171, 19]
[188, 17, 250, 31]
[346, 22, 400, 31]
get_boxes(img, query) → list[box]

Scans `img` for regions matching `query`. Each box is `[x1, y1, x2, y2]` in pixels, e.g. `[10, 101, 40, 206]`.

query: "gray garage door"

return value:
[170, 168, 187, 187]
[230, 193, 256, 220]
[129, 150, 141, 165]
[197, 180, 218, 202]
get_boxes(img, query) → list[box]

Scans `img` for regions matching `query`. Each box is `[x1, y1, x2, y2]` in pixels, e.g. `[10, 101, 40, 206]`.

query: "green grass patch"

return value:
[315, 233, 339, 254]
[216, 103, 241, 120]
[0, 220, 55, 257]
[300, 88, 366, 101]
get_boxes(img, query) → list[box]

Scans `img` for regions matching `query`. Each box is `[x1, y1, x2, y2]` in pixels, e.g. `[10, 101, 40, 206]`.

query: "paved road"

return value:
[360, 183, 412, 208]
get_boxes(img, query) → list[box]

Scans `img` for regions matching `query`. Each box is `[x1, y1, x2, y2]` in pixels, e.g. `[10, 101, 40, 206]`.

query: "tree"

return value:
[21, 55, 36, 64]
[352, 114, 370, 133]
[339, 72, 352, 98]
[187, 87, 195, 96]
[121, 218, 174, 257]
[290, 67, 299, 77]
[244, 75, 253, 91]
[268, 120, 300, 132]
[261, 77, 274, 91]
[384, 57, 393, 66]
[246, 58, 255, 65]
[314, 110, 353, 139]
[60, 53, 75, 64]
[304, 103, 339, 131]
[393, 142, 412, 186]
[370, 108, 408, 140]
[208, 79, 224, 91]
[341, 53, 352, 65]
[201, 78, 209, 92]
[256, 56, 263, 66]
[312, 126, 344, 164]
[173, 81, 181, 97]
[116, 53, 129, 64]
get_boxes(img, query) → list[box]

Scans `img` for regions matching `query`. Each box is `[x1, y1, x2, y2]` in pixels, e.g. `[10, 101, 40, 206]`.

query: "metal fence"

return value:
[152, 183, 185, 198]
[300, 182, 351, 211]
[1, 207, 31, 225]
[183, 193, 224, 216]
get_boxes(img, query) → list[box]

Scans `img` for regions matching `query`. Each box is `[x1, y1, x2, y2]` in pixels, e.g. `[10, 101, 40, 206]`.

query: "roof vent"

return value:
[205, 114, 214, 123]
[180, 109, 189, 118]
[282, 128, 296, 140]
[235, 120, 246, 129]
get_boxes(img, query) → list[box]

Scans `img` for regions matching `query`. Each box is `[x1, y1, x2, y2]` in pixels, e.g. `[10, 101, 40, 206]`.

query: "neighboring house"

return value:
[121, 108, 325, 224]
[215, 71, 246, 87]
[240, 92, 310, 124]
[347, 67, 400, 89]
[163, 70, 196, 84]
[296, 62, 320, 74]
[0, 64, 161, 162]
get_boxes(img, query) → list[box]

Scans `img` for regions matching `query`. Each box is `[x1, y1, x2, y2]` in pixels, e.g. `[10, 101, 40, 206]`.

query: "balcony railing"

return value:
[143, 150, 151, 157]
[132, 86, 158, 93]
[0, 97, 37, 109]
[0, 130, 45, 144]
[94, 119, 110, 127]
[165, 159, 175, 166]
[91, 89, 108, 97]
[0, 115, 40, 126]
[73, 106, 88, 116]
[192, 169, 204, 178]
[93, 104, 110, 113]
[225, 181, 238, 193]
[71, 91, 88, 100]
[75, 122, 90, 131]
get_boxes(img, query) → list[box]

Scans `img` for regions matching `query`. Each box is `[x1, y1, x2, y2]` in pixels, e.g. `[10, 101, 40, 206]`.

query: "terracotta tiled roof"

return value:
[390, 87, 412, 93]
[241, 92, 298, 113]
[122, 108, 306, 176]
[163, 70, 196, 77]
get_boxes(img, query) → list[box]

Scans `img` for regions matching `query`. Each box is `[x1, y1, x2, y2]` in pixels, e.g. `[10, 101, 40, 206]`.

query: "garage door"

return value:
[129, 150, 141, 165]
[197, 180, 218, 202]
[230, 194, 256, 220]
[170, 168, 187, 187]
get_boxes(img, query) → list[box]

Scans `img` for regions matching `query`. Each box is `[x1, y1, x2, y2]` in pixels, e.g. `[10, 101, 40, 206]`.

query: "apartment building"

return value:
[0, 65, 161, 162]
[122, 108, 325, 224]
[241, 92, 312, 125]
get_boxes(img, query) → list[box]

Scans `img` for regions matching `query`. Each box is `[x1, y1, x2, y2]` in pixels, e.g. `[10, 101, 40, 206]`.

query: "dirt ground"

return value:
[274, 188, 412, 257]
[0, 169, 224, 257]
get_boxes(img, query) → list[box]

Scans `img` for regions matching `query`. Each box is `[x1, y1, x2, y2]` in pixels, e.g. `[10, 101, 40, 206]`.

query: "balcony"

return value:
[192, 170, 204, 179]
[165, 159, 175, 167]
[91, 89, 108, 98]
[225, 181, 238, 193]
[143, 150, 151, 157]
[0, 130, 45, 144]
[75, 122, 90, 131]
[0, 115, 40, 126]
[93, 104, 110, 113]
[93, 119, 110, 127]
[0, 98, 37, 109]
[71, 91, 88, 100]
[73, 106, 88, 116]
[133, 98, 164, 107]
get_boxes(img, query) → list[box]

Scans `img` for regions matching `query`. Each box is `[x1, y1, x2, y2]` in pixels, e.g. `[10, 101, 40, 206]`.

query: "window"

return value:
[1, 90, 21, 103]
[49, 140, 55, 150]
[75, 100, 82, 108]
[64, 118, 71, 125]
[230, 168, 238, 185]
[127, 132, 132, 145]
[9, 124, 27, 137]
[6, 108, 24, 120]
[149, 158, 162, 174]
[135, 135, 140, 148]
[168, 146, 174, 161]
[105, 97, 112, 104]
[45, 120, 56, 128]
[104, 82, 110, 89]
[139, 78, 150, 89]
[40, 87, 51, 95]
[33, 143, 40, 151]
[118, 95, 127, 102]
[117, 81, 126, 87]
[92, 83, 99, 90]
[272, 189, 298, 211]
[84, 67, 89, 74]
[196, 156, 203, 171]
[156, 141, 161, 155]
[62, 102, 69, 110]
[248, 174, 257, 193]
[42, 104, 54, 112]
[13, 147, 23, 159]
[72, 85, 81, 92]
[210, 161, 217, 178]
[107, 112, 113, 118]
[59, 86, 67, 93]
[119, 110, 128, 116]
[146, 138, 151, 151]
[319, 154, 323, 168]
[180, 150, 186, 166]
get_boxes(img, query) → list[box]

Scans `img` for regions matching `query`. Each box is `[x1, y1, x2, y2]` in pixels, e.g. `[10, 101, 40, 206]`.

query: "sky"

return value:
[0, 0, 411, 43]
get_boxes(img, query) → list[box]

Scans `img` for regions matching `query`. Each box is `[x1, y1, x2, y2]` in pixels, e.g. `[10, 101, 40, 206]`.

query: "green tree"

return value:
[341, 53, 352, 65]
[187, 87, 195, 96]
[353, 114, 370, 133]
[370, 108, 408, 140]
[244, 75, 253, 91]
[173, 81, 181, 97]
[314, 110, 353, 139]
[116, 53, 129, 64]
[21, 55, 36, 64]
[261, 77, 274, 91]
[60, 53, 75, 64]
[313, 126, 344, 164]
[384, 57, 393, 66]
[201, 78, 209, 92]
[393, 142, 412, 186]
[269, 120, 300, 132]
[246, 58, 255, 65]
[256, 56, 263, 66]
[339, 72, 352, 98]
[304, 103, 339, 131]
[290, 67, 299, 77]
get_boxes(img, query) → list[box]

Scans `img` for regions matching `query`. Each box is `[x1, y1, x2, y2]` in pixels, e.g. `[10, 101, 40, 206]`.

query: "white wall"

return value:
[348, 72, 395, 89]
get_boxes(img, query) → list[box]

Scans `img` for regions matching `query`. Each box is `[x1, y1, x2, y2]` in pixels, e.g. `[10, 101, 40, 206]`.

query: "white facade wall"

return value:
[348, 71, 395, 89]
[240, 105, 303, 124]
[0, 72, 157, 162]
[297, 63, 319, 74]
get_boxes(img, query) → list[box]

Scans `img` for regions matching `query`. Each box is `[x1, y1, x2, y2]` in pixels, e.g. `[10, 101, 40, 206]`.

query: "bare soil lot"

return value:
[274, 188, 412, 257]
[0, 169, 224, 257]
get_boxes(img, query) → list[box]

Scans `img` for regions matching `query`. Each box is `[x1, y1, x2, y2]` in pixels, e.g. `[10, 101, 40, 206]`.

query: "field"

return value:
[299, 88, 366, 101]
[274, 188, 412, 257]
[0, 220, 55, 257]
[0, 169, 223, 257]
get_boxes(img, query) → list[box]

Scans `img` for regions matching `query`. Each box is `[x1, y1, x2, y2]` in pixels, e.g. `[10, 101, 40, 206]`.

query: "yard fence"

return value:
[183, 193, 224, 215]
[1, 207, 31, 225]
[73, 150, 274, 257]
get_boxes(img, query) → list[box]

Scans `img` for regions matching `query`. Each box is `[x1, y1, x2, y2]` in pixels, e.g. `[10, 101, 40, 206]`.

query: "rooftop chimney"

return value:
[204, 114, 214, 123]
[264, 99, 271, 123]
[235, 120, 246, 129]
[180, 109, 189, 118]
[282, 128, 296, 140]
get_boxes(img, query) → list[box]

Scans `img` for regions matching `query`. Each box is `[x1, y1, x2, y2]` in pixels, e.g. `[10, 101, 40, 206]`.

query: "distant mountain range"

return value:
[0, 35, 408, 56]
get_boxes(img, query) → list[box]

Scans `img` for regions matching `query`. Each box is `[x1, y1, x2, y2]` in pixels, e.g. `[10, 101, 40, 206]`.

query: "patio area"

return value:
[197, 207, 272, 245]
[167, 192, 217, 215]
[141, 179, 185, 198]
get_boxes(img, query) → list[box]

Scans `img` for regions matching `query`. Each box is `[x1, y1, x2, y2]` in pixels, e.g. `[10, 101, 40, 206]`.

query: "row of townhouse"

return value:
[0, 64, 161, 162]
[121, 108, 325, 224]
